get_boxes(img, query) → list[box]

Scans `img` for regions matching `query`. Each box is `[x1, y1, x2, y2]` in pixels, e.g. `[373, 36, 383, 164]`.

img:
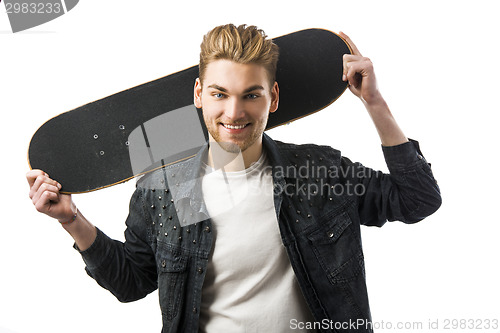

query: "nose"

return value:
[224, 97, 245, 121]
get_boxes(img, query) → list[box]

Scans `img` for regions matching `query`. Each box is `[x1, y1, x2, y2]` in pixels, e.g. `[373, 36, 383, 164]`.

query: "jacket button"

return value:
[197, 267, 203, 274]
[161, 260, 166, 268]
[328, 232, 334, 238]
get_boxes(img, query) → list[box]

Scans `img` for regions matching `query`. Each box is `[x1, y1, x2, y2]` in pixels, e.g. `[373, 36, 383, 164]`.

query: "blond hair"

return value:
[199, 24, 279, 87]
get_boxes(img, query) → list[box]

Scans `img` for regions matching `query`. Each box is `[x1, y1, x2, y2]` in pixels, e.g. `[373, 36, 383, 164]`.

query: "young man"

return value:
[27, 24, 441, 332]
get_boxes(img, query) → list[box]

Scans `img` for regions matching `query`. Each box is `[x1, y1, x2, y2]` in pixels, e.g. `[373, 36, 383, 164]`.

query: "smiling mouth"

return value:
[221, 123, 249, 130]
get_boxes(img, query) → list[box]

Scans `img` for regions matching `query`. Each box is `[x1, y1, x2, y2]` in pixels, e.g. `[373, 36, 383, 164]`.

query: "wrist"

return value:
[362, 92, 387, 111]
[59, 210, 78, 225]
[60, 209, 97, 251]
[58, 203, 78, 225]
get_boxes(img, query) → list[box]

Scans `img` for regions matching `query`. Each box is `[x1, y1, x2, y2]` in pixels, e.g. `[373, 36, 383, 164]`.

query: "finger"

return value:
[29, 175, 61, 200]
[343, 54, 364, 63]
[346, 66, 362, 89]
[34, 190, 59, 214]
[343, 54, 363, 80]
[26, 169, 48, 188]
[31, 182, 61, 205]
[339, 31, 362, 56]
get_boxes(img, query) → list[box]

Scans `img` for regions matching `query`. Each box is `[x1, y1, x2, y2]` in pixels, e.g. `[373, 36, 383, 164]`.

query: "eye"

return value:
[213, 92, 225, 99]
[245, 94, 259, 99]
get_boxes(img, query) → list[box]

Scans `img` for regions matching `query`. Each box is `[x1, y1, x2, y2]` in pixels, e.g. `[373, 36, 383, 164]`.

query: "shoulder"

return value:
[272, 139, 343, 167]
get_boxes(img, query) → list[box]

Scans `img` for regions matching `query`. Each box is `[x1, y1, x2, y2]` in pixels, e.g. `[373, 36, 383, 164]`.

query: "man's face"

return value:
[194, 60, 279, 153]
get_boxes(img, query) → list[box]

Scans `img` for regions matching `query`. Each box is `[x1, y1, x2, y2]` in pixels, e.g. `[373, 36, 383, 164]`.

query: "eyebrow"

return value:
[207, 84, 265, 94]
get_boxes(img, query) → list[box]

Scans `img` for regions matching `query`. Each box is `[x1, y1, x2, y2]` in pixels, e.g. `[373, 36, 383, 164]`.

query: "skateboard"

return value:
[28, 28, 351, 193]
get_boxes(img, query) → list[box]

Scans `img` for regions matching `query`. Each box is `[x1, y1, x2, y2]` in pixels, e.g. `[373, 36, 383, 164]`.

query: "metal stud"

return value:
[186, 229, 190, 233]
[158, 196, 162, 200]
[162, 205, 166, 209]
[168, 216, 173, 220]
[296, 210, 301, 215]
[93, 134, 98, 139]
[328, 232, 334, 238]
[192, 240, 196, 244]
[178, 236, 182, 240]
[158, 213, 162, 217]
[173, 226, 177, 230]
[99, 151, 105, 156]
[164, 232, 168, 236]
[159, 223, 163, 227]
[119, 125, 125, 130]
[151, 204, 155, 209]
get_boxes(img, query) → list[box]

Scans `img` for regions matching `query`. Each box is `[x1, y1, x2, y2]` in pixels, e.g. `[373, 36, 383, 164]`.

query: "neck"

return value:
[207, 138, 263, 172]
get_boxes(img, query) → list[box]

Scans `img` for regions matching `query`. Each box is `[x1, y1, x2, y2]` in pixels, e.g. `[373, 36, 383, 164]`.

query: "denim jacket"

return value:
[78, 133, 441, 332]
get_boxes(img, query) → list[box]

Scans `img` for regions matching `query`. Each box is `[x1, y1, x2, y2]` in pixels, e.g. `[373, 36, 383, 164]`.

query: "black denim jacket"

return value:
[78, 133, 441, 332]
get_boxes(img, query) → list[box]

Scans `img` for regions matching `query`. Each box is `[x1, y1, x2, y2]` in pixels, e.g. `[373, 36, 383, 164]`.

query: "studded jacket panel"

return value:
[78, 133, 441, 333]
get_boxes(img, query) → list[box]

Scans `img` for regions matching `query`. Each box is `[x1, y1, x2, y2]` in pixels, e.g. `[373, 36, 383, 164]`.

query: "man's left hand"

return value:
[340, 32, 383, 107]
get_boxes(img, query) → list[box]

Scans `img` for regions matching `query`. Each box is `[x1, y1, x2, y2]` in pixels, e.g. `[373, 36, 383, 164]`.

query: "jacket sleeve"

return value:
[343, 139, 442, 227]
[75, 187, 158, 302]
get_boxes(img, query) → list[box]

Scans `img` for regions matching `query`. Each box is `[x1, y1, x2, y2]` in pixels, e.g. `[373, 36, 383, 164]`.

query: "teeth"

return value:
[223, 124, 246, 129]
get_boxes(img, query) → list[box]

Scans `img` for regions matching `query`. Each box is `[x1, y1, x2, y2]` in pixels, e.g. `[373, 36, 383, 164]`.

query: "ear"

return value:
[194, 78, 202, 108]
[269, 81, 279, 113]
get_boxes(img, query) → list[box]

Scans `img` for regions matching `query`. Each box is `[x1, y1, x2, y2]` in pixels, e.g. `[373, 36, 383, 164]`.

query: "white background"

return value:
[1, 1, 499, 332]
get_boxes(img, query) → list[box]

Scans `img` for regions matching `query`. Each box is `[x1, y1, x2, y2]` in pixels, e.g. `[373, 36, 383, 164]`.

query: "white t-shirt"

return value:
[199, 153, 314, 332]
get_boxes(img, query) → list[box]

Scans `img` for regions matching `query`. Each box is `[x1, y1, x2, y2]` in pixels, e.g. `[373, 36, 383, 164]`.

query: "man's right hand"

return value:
[27, 170, 75, 223]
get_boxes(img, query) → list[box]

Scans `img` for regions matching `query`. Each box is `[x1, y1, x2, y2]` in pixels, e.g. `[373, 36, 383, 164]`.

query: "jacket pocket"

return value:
[157, 243, 188, 321]
[306, 208, 364, 284]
